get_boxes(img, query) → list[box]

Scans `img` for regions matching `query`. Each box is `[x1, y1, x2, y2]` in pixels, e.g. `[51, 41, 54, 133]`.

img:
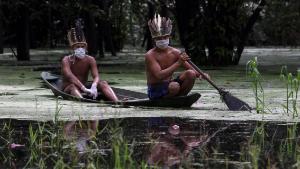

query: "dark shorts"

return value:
[172, 76, 183, 86]
[147, 82, 169, 100]
[147, 76, 183, 100]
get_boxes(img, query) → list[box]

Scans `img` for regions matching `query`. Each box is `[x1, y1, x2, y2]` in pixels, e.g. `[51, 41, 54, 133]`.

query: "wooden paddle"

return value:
[186, 59, 251, 111]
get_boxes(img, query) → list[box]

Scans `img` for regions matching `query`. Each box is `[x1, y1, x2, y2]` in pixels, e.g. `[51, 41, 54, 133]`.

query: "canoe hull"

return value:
[41, 72, 201, 108]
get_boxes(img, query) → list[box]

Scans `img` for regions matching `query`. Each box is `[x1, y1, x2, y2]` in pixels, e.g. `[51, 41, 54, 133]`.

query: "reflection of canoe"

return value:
[41, 72, 201, 108]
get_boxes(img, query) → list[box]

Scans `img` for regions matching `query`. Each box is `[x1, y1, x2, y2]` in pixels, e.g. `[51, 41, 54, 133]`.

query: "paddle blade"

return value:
[221, 91, 252, 111]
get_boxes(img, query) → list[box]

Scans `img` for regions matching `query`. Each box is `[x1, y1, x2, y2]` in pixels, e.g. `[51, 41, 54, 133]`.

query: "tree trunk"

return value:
[97, 0, 116, 57]
[204, 1, 237, 66]
[129, 2, 135, 47]
[0, 9, 3, 54]
[47, 1, 54, 48]
[110, 0, 123, 52]
[174, 0, 206, 65]
[160, 1, 169, 17]
[142, 0, 155, 51]
[104, 21, 116, 56]
[16, 5, 30, 61]
[146, 28, 153, 51]
[85, 11, 98, 56]
[234, 0, 266, 64]
[97, 20, 105, 58]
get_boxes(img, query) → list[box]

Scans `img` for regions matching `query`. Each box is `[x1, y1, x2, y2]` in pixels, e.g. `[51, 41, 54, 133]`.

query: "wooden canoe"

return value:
[41, 72, 201, 108]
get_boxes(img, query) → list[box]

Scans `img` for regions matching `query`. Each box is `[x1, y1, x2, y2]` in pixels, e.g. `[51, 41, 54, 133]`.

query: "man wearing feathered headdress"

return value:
[145, 14, 209, 100]
[61, 20, 118, 101]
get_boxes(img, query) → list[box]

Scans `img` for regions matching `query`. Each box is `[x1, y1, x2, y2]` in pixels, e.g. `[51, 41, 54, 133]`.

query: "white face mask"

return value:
[155, 39, 169, 49]
[74, 48, 86, 59]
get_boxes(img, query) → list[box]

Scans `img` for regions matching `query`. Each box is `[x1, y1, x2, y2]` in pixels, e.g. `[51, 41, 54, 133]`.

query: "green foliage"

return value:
[0, 120, 14, 167]
[280, 66, 300, 117]
[0, 116, 150, 168]
[260, 0, 300, 46]
[250, 122, 266, 154]
[249, 144, 261, 169]
[286, 124, 297, 157]
[241, 121, 265, 168]
[176, 0, 266, 65]
[54, 97, 63, 124]
[246, 57, 267, 113]
[1, 0, 300, 60]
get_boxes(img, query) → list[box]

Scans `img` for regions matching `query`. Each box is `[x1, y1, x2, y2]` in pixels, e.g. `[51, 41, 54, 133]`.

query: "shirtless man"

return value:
[146, 15, 209, 100]
[61, 23, 118, 102]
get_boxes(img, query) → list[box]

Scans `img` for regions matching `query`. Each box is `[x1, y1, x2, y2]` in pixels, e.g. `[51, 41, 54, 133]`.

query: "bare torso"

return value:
[60, 54, 118, 101]
[62, 55, 92, 89]
[145, 47, 181, 85]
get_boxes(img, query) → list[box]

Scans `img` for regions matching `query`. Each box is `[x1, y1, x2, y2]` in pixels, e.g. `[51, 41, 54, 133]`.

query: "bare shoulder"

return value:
[85, 55, 97, 63]
[145, 48, 155, 56]
[62, 55, 71, 63]
[169, 47, 181, 55]
[86, 55, 96, 60]
[145, 48, 156, 60]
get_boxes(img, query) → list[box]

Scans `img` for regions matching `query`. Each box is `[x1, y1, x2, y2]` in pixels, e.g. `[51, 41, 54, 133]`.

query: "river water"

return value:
[1, 117, 299, 168]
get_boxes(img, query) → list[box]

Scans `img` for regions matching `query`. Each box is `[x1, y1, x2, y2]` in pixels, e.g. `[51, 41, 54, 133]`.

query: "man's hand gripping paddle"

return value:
[181, 52, 252, 111]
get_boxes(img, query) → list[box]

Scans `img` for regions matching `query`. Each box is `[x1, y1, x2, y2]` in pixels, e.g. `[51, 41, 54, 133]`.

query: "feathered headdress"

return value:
[67, 19, 87, 47]
[148, 13, 172, 38]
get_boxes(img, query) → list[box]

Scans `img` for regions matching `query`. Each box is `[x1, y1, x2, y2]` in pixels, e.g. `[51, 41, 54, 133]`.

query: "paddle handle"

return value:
[187, 60, 221, 92]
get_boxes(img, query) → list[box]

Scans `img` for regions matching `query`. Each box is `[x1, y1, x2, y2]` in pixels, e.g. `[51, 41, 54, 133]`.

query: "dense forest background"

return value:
[0, 0, 299, 65]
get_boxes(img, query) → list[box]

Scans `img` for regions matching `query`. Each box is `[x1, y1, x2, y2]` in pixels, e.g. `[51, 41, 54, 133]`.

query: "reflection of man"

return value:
[145, 14, 210, 100]
[63, 120, 98, 153]
[147, 124, 207, 168]
[61, 21, 118, 101]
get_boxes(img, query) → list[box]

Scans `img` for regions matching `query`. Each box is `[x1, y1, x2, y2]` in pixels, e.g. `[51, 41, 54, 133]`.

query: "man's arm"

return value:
[178, 52, 210, 79]
[175, 50, 198, 71]
[181, 55, 200, 77]
[61, 58, 85, 89]
[89, 57, 100, 86]
[146, 53, 182, 80]
[171, 49, 201, 77]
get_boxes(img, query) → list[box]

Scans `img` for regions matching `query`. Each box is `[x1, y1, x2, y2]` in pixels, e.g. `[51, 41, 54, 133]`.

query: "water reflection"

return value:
[63, 120, 98, 154]
[146, 118, 232, 168]
[147, 124, 208, 168]
[1, 118, 300, 168]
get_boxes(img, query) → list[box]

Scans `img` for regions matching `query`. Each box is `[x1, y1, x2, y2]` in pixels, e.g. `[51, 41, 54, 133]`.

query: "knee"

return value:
[69, 84, 76, 89]
[66, 84, 82, 97]
[64, 84, 77, 92]
[70, 84, 81, 92]
[99, 81, 109, 88]
[184, 70, 196, 79]
[168, 82, 180, 96]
